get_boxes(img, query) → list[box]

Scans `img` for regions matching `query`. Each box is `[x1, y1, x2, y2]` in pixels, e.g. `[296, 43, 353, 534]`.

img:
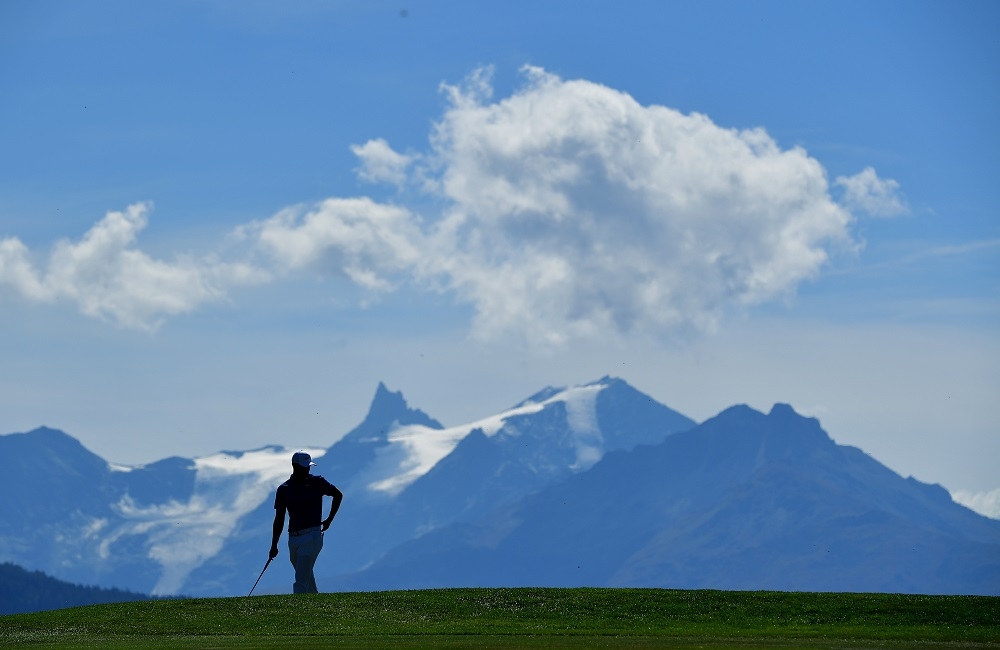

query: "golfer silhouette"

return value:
[269, 451, 343, 593]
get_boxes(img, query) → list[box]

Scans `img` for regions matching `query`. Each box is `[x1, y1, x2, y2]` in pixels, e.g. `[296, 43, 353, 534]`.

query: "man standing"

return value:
[270, 451, 343, 594]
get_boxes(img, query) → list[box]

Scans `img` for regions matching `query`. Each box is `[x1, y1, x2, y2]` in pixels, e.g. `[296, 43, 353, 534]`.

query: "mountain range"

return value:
[1, 376, 997, 599]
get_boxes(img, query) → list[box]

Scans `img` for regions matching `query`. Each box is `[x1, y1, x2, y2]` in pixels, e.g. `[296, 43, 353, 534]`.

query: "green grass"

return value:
[1, 588, 998, 649]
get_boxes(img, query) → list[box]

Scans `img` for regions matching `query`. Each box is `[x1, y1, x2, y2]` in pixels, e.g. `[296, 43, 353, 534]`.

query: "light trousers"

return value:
[287, 528, 324, 594]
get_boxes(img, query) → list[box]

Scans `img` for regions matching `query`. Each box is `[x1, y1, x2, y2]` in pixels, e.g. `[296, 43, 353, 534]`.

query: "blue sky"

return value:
[1, 2, 997, 506]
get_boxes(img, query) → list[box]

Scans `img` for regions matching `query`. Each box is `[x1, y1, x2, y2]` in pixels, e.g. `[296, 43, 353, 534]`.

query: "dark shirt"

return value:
[274, 473, 341, 533]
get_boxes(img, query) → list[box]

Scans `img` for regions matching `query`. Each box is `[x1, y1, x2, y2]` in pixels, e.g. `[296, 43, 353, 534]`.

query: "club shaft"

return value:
[248, 557, 272, 596]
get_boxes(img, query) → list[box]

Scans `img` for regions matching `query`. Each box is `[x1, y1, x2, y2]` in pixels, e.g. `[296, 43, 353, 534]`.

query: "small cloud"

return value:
[242, 197, 423, 291]
[0, 237, 48, 300]
[350, 138, 414, 187]
[835, 167, 907, 218]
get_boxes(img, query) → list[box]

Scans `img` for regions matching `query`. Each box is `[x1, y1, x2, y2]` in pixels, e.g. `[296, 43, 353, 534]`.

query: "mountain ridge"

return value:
[1, 378, 997, 598]
[325, 402, 1000, 595]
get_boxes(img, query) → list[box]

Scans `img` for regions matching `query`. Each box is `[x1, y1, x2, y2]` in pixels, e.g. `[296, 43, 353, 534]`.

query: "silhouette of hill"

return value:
[0, 562, 154, 615]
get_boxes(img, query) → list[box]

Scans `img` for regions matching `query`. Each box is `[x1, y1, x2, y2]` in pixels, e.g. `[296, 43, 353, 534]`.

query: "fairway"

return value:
[2, 588, 998, 649]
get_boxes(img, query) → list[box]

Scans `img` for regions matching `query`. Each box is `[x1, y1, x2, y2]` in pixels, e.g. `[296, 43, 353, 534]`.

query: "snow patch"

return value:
[952, 488, 1000, 520]
[363, 402, 553, 495]
[366, 380, 610, 495]
[106, 446, 325, 595]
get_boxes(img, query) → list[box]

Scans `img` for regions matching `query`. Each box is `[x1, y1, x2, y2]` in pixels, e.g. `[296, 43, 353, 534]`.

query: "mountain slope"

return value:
[0, 427, 163, 592]
[330, 404, 1000, 595]
[0, 562, 154, 615]
[0, 427, 116, 527]
[369, 377, 695, 547]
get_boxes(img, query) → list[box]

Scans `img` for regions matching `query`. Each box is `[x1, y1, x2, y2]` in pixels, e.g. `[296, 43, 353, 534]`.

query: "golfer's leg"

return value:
[287, 535, 300, 593]
[308, 531, 324, 592]
[290, 535, 308, 594]
[293, 531, 323, 594]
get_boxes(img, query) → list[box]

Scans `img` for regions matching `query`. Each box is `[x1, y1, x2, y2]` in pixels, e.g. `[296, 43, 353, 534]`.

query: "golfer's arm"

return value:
[271, 508, 285, 547]
[326, 487, 343, 523]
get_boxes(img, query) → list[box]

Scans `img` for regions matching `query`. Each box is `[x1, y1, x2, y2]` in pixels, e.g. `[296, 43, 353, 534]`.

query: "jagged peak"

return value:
[371, 381, 408, 413]
[353, 382, 444, 434]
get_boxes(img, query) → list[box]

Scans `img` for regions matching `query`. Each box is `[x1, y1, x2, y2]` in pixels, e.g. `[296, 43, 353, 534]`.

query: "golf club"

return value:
[248, 556, 272, 597]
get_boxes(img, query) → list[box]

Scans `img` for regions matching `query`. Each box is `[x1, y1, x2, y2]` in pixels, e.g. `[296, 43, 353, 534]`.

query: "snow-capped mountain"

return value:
[328, 404, 1000, 595]
[0, 377, 694, 596]
[330, 377, 688, 504]
[316, 377, 692, 502]
[187, 376, 695, 596]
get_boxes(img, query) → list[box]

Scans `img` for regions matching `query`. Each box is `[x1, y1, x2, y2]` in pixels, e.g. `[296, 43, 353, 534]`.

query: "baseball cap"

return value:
[292, 451, 317, 468]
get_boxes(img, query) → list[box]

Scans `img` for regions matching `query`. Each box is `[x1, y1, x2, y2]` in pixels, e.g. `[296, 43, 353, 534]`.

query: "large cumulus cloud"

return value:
[421, 66, 857, 341]
[2, 66, 903, 341]
[254, 66, 872, 344]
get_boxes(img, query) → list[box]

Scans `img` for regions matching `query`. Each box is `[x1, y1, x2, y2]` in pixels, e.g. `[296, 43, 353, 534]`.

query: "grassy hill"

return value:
[1, 588, 998, 649]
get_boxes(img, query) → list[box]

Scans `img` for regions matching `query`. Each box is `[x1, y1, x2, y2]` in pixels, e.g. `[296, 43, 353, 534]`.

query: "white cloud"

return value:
[240, 197, 424, 291]
[0, 237, 48, 300]
[0, 203, 268, 330]
[952, 488, 1000, 520]
[835, 166, 907, 217]
[5, 66, 890, 344]
[236, 66, 864, 344]
[415, 66, 860, 342]
[351, 138, 415, 186]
